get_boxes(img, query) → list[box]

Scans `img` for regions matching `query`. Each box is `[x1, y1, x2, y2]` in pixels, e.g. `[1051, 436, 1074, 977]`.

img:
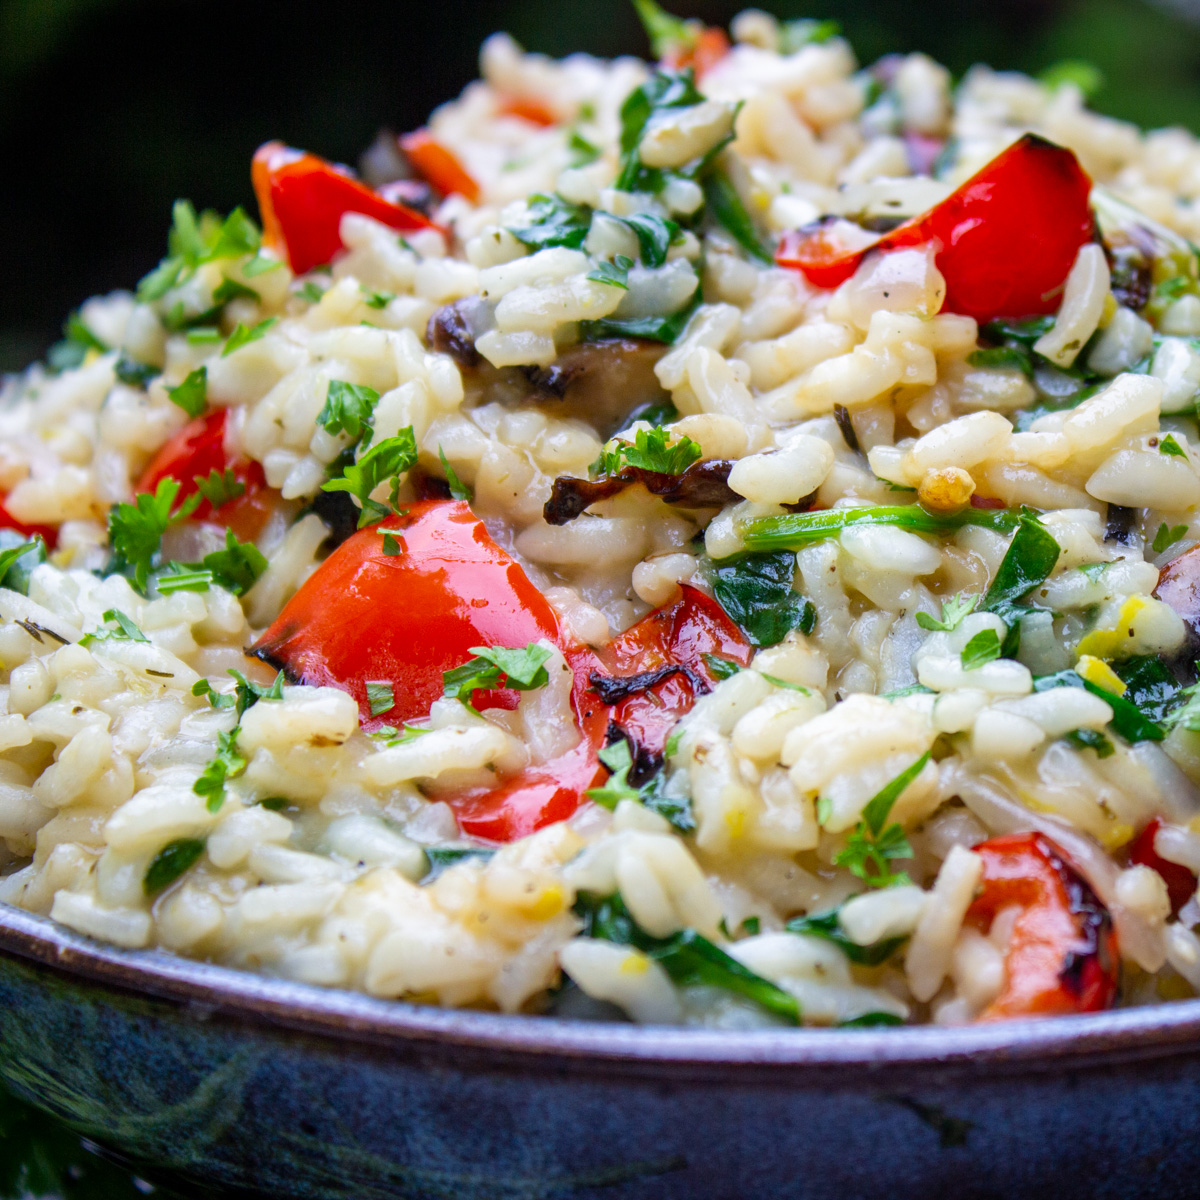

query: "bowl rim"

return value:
[5, 900, 1200, 1073]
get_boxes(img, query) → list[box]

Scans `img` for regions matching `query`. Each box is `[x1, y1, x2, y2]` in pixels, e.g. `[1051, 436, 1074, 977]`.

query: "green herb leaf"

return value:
[438, 446, 472, 502]
[579, 291, 699, 343]
[741, 504, 1020, 552]
[915, 592, 979, 633]
[113, 355, 158, 389]
[1064, 728, 1115, 757]
[201, 529, 267, 596]
[584, 739, 644, 808]
[192, 669, 283, 720]
[575, 891, 799, 1022]
[567, 129, 602, 166]
[980, 508, 1061, 654]
[321, 429, 419, 527]
[422, 846, 497, 883]
[79, 609, 148, 647]
[967, 345, 1034, 376]
[586, 255, 634, 289]
[960, 628, 1002, 670]
[366, 680, 395, 717]
[153, 566, 212, 595]
[192, 727, 247, 813]
[785, 905, 907, 966]
[840, 1012, 904, 1027]
[703, 170, 772, 263]
[508, 193, 592, 250]
[1114, 656, 1183, 725]
[833, 752, 929, 889]
[1034, 670, 1165, 743]
[1160, 434, 1188, 458]
[594, 425, 702, 477]
[616, 69, 706, 193]
[361, 288, 395, 309]
[702, 652, 741, 681]
[318, 380, 380, 447]
[442, 642, 554, 711]
[1153, 522, 1189, 554]
[166, 366, 208, 418]
[193, 467, 245, 511]
[709, 550, 815, 647]
[106, 478, 186, 591]
[222, 318, 277, 357]
[0, 536, 46, 595]
[212, 278, 259, 306]
[1039, 59, 1104, 97]
[297, 280, 327, 305]
[143, 838, 206, 895]
[244, 254, 283, 278]
[186, 326, 222, 345]
[630, 0, 695, 58]
[615, 213, 680, 268]
[777, 18, 841, 52]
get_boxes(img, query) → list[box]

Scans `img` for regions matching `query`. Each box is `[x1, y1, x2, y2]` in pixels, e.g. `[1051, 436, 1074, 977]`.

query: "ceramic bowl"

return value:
[2, 901, 1199, 1200]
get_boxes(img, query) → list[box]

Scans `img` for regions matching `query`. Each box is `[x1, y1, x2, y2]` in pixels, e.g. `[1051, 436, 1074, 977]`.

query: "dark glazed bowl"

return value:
[2, 902, 1199, 1200]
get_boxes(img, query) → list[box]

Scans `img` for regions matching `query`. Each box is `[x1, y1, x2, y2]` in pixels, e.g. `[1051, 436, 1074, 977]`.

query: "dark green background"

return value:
[2, 0, 1200, 1193]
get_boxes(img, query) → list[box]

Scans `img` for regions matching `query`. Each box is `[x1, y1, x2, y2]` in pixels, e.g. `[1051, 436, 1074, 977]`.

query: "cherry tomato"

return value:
[252, 141, 438, 275]
[0, 497, 57, 551]
[598, 584, 752, 759]
[399, 131, 481, 204]
[777, 134, 1095, 324]
[136, 410, 272, 541]
[497, 98, 559, 127]
[967, 832, 1118, 1020]
[1128, 817, 1197, 916]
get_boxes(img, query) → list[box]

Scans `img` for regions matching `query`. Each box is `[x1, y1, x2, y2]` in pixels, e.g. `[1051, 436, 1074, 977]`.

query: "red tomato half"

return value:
[967, 832, 1118, 1021]
[252, 141, 439, 275]
[1128, 818, 1197, 916]
[136, 410, 271, 541]
[0, 497, 57, 551]
[777, 134, 1095, 323]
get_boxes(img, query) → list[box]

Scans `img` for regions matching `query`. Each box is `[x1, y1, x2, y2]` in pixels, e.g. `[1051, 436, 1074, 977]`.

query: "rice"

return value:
[5, 6, 1200, 1028]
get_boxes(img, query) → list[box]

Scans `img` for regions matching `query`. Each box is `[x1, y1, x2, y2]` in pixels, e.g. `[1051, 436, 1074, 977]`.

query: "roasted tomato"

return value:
[967, 832, 1119, 1020]
[399, 130, 481, 203]
[0, 497, 57, 551]
[776, 134, 1095, 324]
[136, 410, 272, 541]
[1128, 817, 1198, 917]
[252, 141, 438, 275]
[595, 584, 752, 766]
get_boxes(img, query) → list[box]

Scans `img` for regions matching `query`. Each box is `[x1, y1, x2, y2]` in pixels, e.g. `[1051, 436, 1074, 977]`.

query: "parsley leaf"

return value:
[508, 193, 592, 250]
[915, 592, 979, 632]
[1153, 522, 1189, 555]
[193, 467, 246, 510]
[155, 567, 213, 594]
[438, 446, 472, 502]
[1064, 728, 1115, 757]
[1160, 434, 1188, 458]
[442, 642, 554, 712]
[960, 628, 1003, 670]
[297, 280, 327, 305]
[167, 366, 208, 418]
[741, 504, 1021, 551]
[79, 608, 148, 647]
[322, 429, 418, 527]
[1167, 679, 1200, 734]
[704, 169, 772, 264]
[584, 739, 644, 807]
[575, 891, 800, 1022]
[785, 904, 907, 966]
[981, 508, 1061, 655]
[222, 318, 277, 357]
[832, 752, 929, 889]
[615, 213, 679, 268]
[201, 529, 268, 596]
[212, 277, 259, 305]
[708, 550, 816, 647]
[318, 380, 380, 447]
[1034, 670, 1165, 743]
[114, 355, 159, 388]
[631, 0, 696, 58]
[702, 652, 741, 681]
[0, 536, 46, 595]
[586, 255, 634, 289]
[778, 18, 841, 52]
[1039, 59, 1104, 97]
[421, 846, 497, 882]
[366, 681, 395, 717]
[579, 289, 700, 343]
[143, 838, 206, 895]
[106, 478, 197, 591]
[192, 668, 283, 719]
[593, 425, 702, 476]
[967, 345, 1035, 376]
[567, 130, 602, 167]
[193, 728, 247, 813]
[138, 202, 262, 303]
[361, 288, 395, 309]
[616, 70, 706, 194]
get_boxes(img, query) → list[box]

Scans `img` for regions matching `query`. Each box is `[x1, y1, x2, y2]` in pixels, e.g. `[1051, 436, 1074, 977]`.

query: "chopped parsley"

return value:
[222, 318, 277, 357]
[114, 355, 159, 389]
[1038, 59, 1104, 97]
[616, 69, 707, 194]
[211, 278, 259, 306]
[778, 18, 841, 52]
[631, 0, 696, 58]
[708, 550, 816, 647]
[785, 903, 907, 966]
[1160, 434, 1188, 458]
[366, 681, 396, 717]
[593, 425, 702, 477]
[201, 528, 268, 596]
[915, 592, 979, 633]
[166, 367, 208, 418]
[1034, 670, 1165, 744]
[143, 838, 206, 895]
[0, 536, 46, 595]
[704, 169, 772, 263]
[193, 728, 247, 813]
[508, 193, 592, 251]
[614, 213, 680, 268]
[585, 738, 695, 832]
[321, 429, 419, 527]
[980, 508, 1061, 655]
[960, 627, 1002, 670]
[193, 467, 246, 510]
[586, 255, 634, 289]
[1064, 728, 1115, 757]
[438, 446, 472, 502]
[138, 202, 262, 303]
[1153, 522, 1189, 554]
[442, 642, 554, 712]
[106, 478, 199, 591]
[79, 609, 148, 647]
[192, 668, 284, 719]
[154, 566, 214, 595]
[318, 380, 380, 447]
[422, 846, 497, 883]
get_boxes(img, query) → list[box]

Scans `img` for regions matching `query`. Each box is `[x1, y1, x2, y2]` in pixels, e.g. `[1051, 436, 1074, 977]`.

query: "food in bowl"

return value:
[3, 3, 1200, 1029]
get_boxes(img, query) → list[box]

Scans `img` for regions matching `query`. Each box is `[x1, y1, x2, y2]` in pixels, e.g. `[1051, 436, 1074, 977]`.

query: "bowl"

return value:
[2, 900, 1199, 1200]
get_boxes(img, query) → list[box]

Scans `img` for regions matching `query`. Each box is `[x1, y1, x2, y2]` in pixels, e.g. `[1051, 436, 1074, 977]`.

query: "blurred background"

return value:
[3, 0, 1200, 375]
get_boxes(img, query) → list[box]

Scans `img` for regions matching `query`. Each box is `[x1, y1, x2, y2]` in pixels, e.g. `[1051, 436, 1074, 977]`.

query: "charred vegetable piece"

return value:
[1128, 818, 1197, 917]
[966, 832, 1118, 1020]
[1155, 542, 1200, 641]
[544, 458, 738, 525]
[776, 134, 1094, 324]
[399, 130, 480, 202]
[136, 409, 272, 542]
[252, 141, 438, 275]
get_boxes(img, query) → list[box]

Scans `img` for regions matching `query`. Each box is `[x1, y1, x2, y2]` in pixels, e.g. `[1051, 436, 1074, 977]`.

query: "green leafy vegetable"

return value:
[1114, 656, 1183, 725]
[708, 550, 816, 647]
[193, 467, 246, 510]
[192, 728, 247, 813]
[704, 170, 772, 263]
[1034, 670, 1165, 743]
[155, 567, 213, 594]
[143, 838, 206, 895]
[615, 213, 679, 268]
[106, 478, 198, 591]
[980, 508, 1061, 654]
[366, 681, 395, 717]
[833, 752, 929, 889]
[630, 0, 695, 58]
[79, 609, 149, 647]
[579, 290, 700, 343]
[584, 739, 644, 808]
[616, 69, 706, 194]
[222, 318, 277, 357]
[212, 278, 259, 306]
[575, 891, 800, 1022]
[915, 592, 979, 633]
[318, 380, 380, 447]
[586, 255, 634, 289]
[360, 288, 395, 309]
[960, 628, 1002, 670]
[1153, 522, 1189, 554]
[1064, 728, 1115, 757]
[1039, 59, 1104, 97]
[138, 202, 262, 303]
[702, 652, 741, 681]
[113, 355, 158, 388]
[0, 535, 46, 595]
[967, 345, 1034, 376]
[840, 1012, 904, 1027]
[166, 366, 208, 418]
[186, 326, 223, 345]
[201, 529, 268, 596]
[192, 668, 283, 720]
[244, 255, 282, 278]
[567, 130, 602, 166]
[593, 425, 703, 476]
[442, 642, 554, 712]
[1160, 434, 1188, 458]
[422, 846, 497, 883]
[785, 905, 907, 966]
[508, 193, 592, 250]
[438, 446, 472, 502]
[321, 429, 419, 527]
[296, 280, 327, 305]
[741, 504, 1020, 552]
[777, 18, 841, 52]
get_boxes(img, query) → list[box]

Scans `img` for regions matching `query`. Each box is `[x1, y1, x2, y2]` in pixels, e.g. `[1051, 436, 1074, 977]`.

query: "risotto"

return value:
[6, 5, 1200, 1028]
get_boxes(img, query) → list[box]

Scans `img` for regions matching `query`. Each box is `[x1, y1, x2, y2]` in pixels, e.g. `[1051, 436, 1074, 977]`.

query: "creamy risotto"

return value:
[5, 5, 1200, 1027]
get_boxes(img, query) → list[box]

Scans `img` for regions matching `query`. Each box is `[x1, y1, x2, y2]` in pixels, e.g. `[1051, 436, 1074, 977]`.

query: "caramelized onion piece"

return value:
[544, 459, 739, 526]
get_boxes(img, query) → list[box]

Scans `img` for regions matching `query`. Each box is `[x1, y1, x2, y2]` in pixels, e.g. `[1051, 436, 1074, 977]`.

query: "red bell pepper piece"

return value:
[252, 141, 439, 275]
[0, 497, 57, 551]
[967, 832, 1118, 1020]
[497, 97, 559, 127]
[662, 26, 731, 79]
[1128, 817, 1197, 917]
[399, 130, 481, 204]
[776, 133, 1095, 324]
[598, 584, 752, 759]
[136, 410, 272, 542]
